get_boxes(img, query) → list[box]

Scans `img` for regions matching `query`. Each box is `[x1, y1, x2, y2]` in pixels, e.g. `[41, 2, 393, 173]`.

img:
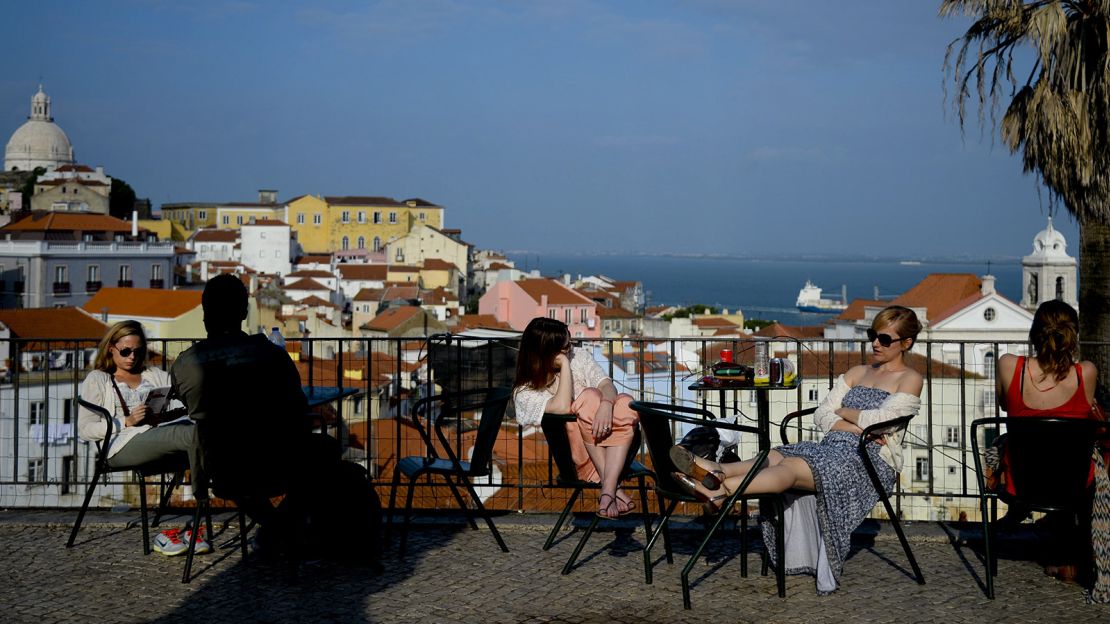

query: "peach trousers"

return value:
[566, 388, 639, 482]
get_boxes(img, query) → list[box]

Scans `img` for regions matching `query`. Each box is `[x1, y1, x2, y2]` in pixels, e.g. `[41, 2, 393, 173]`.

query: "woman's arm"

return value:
[544, 352, 574, 414]
[996, 353, 1017, 412]
[1080, 360, 1098, 406]
[813, 374, 852, 433]
[77, 373, 114, 441]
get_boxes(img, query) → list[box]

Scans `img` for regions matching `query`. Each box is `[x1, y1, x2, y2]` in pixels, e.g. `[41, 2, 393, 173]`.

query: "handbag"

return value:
[677, 426, 720, 461]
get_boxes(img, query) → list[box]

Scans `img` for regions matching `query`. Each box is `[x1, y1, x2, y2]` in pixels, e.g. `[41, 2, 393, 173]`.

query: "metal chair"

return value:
[970, 416, 1106, 598]
[632, 400, 787, 609]
[539, 412, 654, 574]
[779, 407, 925, 588]
[387, 386, 513, 556]
[67, 398, 189, 555]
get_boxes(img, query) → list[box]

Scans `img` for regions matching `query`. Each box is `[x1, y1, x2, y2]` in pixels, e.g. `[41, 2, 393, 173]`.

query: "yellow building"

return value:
[286, 195, 444, 255]
[160, 190, 284, 241]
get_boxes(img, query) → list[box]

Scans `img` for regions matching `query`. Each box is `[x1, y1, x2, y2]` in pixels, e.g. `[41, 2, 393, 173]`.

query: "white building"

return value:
[240, 219, 293, 276]
[5, 85, 75, 172]
[1020, 217, 1077, 311]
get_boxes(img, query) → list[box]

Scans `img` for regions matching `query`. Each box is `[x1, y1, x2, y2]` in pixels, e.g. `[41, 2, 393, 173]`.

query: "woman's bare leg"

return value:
[691, 456, 815, 498]
[585, 443, 634, 515]
[692, 449, 788, 481]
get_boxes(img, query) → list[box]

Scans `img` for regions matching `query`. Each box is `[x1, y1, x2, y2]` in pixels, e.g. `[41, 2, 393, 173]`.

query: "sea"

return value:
[505, 253, 1024, 327]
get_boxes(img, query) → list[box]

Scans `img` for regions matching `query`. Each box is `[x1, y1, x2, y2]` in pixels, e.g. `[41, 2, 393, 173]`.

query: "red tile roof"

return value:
[389, 266, 420, 274]
[192, 228, 237, 243]
[836, 299, 888, 321]
[692, 317, 739, 329]
[891, 274, 982, 324]
[422, 258, 455, 271]
[325, 196, 403, 207]
[338, 264, 388, 281]
[354, 288, 383, 302]
[1, 212, 139, 233]
[298, 295, 335, 307]
[595, 306, 636, 319]
[284, 278, 330, 291]
[287, 270, 335, 279]
[454, 314, 513, 331]
[243, 219, 288, 226]
[517, 279, 593, 306]
[753, 323, 825, 339]
[0, 307, 107, 342]
[54, 164, 95, 173]
[81, 288, 202, 319]
[364, 306, 423, 331]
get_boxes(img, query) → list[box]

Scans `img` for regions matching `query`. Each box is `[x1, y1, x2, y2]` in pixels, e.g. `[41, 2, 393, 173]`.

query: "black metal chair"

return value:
[387, 386, 513, 556]
[539, 412, 654, 574]
[970, 416, 1106, 598]
[779, 407, 925, 588]
[631, 400, 787, 609]
[67, 398, 190, 555]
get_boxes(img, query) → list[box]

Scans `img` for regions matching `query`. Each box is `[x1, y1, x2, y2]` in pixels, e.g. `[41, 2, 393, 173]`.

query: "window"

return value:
[119, 265, 131, 282]
[342, 236, 349, 251]
[342, 211, 350, 223]
[983, 307, 996, 322]
[1028, 274, 1038, 305]
[223, 215, 230, 225]
[373, 211, 382, 224]
[807, 388, 819, 402]
[259, 250, 265, 257]
[948, 466, 958, 475]
[395, 249, 404, 262]
[565, 308, 572, 324]
[358, 211, 366, 224]
[357, 236, 365, 249]
[236, 215, 244, 225]
[580, 308, 588, 323]
[548, 309, 557, 319]
[313, 213, 322, 225]
[198, 210, 206, 220]
[914, 457, 929, 481]
[353, 397, 363, 415]
[260, 231, 267, 239]
[151, 264, 162, 281]
[30, 401, 46, 425]
[388, 212, 397, 224]
[1056, 276, 1065, 300]
[53, 266, 67, 284]
[372, 237, 381, 252]
[945, 426, 960, 446]
[62, 398, 74, 424]
[27, 459, 44, 484]
[297, 213, 305, 224]
[87, 265, 99, 282]
[275, 250, 281, 258]
[419, 212, 426, 221]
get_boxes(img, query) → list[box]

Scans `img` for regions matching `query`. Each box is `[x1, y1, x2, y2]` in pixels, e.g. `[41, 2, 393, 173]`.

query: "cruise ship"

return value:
[795, 280, 847, 313]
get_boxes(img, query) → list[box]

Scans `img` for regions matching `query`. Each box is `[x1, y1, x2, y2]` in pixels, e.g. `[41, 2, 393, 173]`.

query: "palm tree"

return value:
[942, 0, 1110, 405]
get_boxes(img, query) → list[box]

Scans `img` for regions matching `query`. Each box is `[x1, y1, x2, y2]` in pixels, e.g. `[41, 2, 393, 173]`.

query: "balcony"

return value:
[149, 279, 164, 289]
[51, 282, 70, 295]
[117, 279, 133, 288]
[85, 280, 101, 293]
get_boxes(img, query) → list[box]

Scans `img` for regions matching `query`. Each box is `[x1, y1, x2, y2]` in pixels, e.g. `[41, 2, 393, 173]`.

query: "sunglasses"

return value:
[114, 346, 146, 358]
[866, 329, 904, 348]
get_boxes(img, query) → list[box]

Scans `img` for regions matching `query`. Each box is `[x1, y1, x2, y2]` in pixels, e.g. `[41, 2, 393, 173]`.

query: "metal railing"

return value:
[0, 334, 1104, 522]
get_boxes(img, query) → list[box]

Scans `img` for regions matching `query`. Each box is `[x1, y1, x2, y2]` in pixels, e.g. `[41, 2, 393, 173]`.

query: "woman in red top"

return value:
[995, 299, 1099, 582]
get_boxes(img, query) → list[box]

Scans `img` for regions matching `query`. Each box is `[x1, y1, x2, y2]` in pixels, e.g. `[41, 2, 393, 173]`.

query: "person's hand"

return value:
[554, 352, 570, 372]
[125, 404, 149, 427]
[593, 399, 614, 440]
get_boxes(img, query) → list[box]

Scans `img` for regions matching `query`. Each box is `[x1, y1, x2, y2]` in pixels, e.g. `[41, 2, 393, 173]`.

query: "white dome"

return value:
[4, 86, 74, 172]
[1030, 217, 1068, 259]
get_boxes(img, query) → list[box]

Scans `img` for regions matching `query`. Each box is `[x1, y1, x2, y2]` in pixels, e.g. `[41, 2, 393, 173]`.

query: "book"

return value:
[145, 386, 173, 414]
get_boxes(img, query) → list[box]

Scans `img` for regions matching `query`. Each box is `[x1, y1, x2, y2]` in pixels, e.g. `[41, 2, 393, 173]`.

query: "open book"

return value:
[145, 386, 173, 414]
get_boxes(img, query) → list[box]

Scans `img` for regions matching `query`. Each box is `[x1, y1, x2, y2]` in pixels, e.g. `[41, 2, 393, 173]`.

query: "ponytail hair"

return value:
[1029, 299, 1079, 382]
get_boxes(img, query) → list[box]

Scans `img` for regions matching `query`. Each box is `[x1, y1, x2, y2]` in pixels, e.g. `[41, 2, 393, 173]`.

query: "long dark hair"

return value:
[1030, 299, 1080, 382]
[513, 317, 570, 390]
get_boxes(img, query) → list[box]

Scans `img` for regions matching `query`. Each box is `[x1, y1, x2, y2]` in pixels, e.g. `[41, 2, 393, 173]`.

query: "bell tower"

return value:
[1021, 217, 1077, 311]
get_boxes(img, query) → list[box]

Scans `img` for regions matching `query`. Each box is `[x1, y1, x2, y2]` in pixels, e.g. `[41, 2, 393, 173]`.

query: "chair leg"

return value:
[562, 514, 600, 575]
[740, 500, 749, 578]
[458, 475, 509, 553]
[981, 494, 995, 599]
[182, 499, 205, 584]
[238, 509, 249, 562]
[638, 477, 651, 547]
[151, 470, 183, 529]
[399, 476, 418, 557]
[543, 488, 581, 551]
[67, 465, 104, 548]
[681, 490, 744, 609]
[773, 499, 785, 598]
[876, 491, 925, 585]
[386, 469, 402, 534]
[643, 499, 678, 585]
[444, 475, 480, 531]
[138, 473, 152, 555]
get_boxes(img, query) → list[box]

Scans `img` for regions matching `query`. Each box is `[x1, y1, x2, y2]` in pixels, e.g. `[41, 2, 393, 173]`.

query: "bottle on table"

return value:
[268, 326, 285, 348]
[753, 341, 770, 385]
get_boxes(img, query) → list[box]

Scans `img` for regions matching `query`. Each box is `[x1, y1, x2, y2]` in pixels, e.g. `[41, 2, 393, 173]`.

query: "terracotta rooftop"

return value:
[0, 307, 107, 343]
[753, 323, 825, 339]
[37, 178, 107, 187]
[338, 265, 388, 281]
[363, 306, 423, 331]
[81, 288, 202, 319]
[353, 288, 384, 302]
[296, 254, 333, 265]
[298, 295, 335, 308]
[891, 274, 983, 324]
[54, 164, 95, 173]
[692, 317, 740, 329]
[422, 258, 455, 271]
[284, 278, 330, 291]
[453, 314, 513, 331]
[242, 219, 288, 226]
[191, 228, 237, 243]
[595, 306, 636, 319]
[287, 270, 335, 279]
[389, 266, 420, 274]
[1, 212, 140, 233]
[325, 196, 403, 207]
[403, 198, 439, 207]
[517, 279, 593, 306]
[836, 299, 889, 321]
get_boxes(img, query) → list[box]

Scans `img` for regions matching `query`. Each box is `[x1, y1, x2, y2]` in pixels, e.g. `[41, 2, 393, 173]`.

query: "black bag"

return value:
[678, 426, 720, 460]
[303, 460, 383, 566]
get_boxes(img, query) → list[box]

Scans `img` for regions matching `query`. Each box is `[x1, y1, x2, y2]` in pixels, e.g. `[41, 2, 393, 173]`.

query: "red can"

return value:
[720, 349, 733, 363]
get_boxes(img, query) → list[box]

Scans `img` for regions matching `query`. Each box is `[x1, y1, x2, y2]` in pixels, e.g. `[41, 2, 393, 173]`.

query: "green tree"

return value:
[109, 177, 137, 220]
[942, 0, 1110, 406]
[18, 166, 46, 207]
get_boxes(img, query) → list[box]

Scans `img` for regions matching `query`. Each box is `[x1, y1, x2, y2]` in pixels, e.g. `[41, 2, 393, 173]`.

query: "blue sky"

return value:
[1, 1, 1078, 259]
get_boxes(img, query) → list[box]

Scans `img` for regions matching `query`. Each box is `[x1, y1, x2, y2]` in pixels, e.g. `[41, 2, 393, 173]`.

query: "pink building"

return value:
[478, 278, 600, 338]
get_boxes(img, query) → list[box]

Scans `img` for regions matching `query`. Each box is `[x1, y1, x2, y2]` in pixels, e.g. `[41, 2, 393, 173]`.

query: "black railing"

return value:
[51, 282, 70, 295]
[0, 334, 1104, 523]
[85, 281, 101, 293]
[148, 279, 164, 289]
[116, 280, 133, 288]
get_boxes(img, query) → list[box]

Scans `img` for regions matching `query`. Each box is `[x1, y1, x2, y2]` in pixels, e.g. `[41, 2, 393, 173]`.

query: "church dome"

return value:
[1030, 217, 1068, 259]
[4, 85, 74, 172]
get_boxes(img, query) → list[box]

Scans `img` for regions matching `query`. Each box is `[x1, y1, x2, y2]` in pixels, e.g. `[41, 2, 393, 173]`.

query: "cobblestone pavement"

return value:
[2, 510, 1107, 623]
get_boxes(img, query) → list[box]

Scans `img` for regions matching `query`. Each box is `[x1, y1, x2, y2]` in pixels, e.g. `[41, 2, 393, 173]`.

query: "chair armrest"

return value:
[541, 412, 576, 424]
[857, 414, 914, 454]
[77, 397, 115, 444]
[779, 407, 817, 445]
[629, 400, 762, 436]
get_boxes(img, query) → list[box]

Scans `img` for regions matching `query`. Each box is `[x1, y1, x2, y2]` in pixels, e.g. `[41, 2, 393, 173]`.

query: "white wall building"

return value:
[240, 220, 293, 276]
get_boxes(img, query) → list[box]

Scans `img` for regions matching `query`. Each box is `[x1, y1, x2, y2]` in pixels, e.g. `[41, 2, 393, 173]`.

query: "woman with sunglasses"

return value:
[513, 317, 640, 518]
[671, 305, 923, 593]
[77, 320, 205, 555]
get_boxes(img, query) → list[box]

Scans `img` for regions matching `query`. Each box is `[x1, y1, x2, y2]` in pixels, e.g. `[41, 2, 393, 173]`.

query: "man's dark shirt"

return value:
[171, 331, 308, 497]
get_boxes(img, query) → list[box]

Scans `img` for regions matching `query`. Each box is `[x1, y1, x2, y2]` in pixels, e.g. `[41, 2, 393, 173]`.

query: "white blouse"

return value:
[513, 347, 610, 426]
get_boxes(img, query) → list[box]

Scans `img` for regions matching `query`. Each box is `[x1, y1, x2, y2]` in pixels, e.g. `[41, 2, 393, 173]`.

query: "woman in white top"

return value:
[512, 317, 640, 518]
[78, 320, 199, 495]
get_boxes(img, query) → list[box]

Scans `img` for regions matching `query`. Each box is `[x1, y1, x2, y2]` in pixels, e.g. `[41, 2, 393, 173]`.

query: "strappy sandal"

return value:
[597, 493, 620, 519]
[673, 472, 729, 514]
[670, 445, 725, 490]
[615, 497, 636, 516]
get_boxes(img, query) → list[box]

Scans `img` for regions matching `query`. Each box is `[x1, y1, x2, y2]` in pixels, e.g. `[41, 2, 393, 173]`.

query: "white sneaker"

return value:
[183, 527, 212, 555]
[152, 528, 189, 556]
